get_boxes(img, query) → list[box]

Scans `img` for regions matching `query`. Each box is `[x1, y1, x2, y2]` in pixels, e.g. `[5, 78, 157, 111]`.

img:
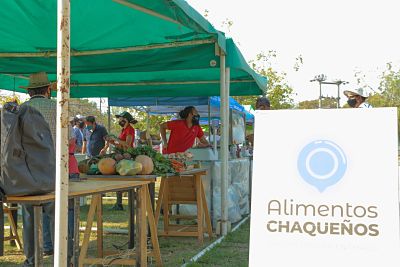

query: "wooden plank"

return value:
[136, 185, 147, 267]
[169, 215, 197, 220]
[168, 184, 196, 191]
[168, 200, 197, 205]
[96, 195, 104, 258]
[78, 196, 99, 267]
[5, 180, 150, 204]
[145, 186, 163, 267]
[168, 192, 196, 202]
[86, 177, 157, 182]
[166, 224, 198, 232]
[158, 231, 198, 237]
[82, 174, 160, 179]
[81, 258, 136, 265]
[168, 168, 207, 177]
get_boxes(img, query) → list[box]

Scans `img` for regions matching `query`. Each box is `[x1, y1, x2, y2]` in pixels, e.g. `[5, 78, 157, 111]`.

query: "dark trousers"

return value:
[22, 202, 55, 267]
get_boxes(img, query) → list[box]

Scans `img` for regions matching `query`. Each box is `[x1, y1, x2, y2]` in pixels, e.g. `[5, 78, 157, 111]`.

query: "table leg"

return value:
[145, 186, 162, 267]
[201, 180, 213, 239]
[10, 203, 18, 247]
[128, 189, 136, 249]
[162, 179, 170, 234]
[33, 205, 43, 267]
[196, 175, 204, 243]
[176, 204, 180, 224]
[73, 197, 80, 267]
[149, 182, 155, 212]
[154, 178, 165, 223]
[96, 195, 103, 258]
[79, 195, 99, 267]
[136, 186, 147, 267]
[0, 201, 4, 256]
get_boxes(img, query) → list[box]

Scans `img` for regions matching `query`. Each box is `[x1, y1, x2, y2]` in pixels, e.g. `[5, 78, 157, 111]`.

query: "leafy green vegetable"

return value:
[121, 145, 176, 176]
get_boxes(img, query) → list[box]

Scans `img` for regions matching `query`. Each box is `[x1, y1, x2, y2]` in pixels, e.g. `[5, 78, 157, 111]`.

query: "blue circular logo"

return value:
[297, 140, 347, 192]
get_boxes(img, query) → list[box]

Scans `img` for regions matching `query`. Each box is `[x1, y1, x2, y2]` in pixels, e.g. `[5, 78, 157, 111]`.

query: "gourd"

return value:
[135, 155, 154, 175]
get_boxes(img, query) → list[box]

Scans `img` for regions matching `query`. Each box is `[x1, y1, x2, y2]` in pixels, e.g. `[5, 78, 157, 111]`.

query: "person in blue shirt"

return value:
[82, 116, 109, 157]
[71, 115, 85, 153]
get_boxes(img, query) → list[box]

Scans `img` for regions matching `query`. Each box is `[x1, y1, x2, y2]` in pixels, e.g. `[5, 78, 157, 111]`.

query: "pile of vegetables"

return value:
[79, 145, 177, 176]
[123, 146, 176, 175]
[167, 152, 194, 172]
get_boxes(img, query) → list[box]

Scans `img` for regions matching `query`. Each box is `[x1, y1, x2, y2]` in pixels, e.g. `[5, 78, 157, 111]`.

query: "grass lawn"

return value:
[187, 219, 250, 267]
[0, 196, 219, 266]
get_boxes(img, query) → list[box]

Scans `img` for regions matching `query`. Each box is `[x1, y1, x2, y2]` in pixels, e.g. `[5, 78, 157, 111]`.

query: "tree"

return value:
[367, 63, 400, 136]
[298, 97, 338, 109]
[0, 94, 22, 106]
[110, 106, 171, 137]
[234, 51, 296, 109]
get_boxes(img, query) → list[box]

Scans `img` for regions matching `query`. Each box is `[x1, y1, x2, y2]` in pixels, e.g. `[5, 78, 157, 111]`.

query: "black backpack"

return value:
[0, 102, 55, 197]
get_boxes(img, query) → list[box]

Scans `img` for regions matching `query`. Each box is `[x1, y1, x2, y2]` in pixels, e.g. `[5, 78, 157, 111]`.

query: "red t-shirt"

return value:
[69, 138, 79, 175]
[119, 124, 135, 147]
[165, 120, 204, 154]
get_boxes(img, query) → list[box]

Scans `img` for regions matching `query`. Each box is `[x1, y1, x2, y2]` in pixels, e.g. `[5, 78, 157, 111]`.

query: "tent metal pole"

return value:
[0, 39, 215, 58]
[54, 0, 70, 266]
[208, 97, 211, 142]
[107, 99, 111, 133]
[76, 79, 254, 87]
[113, 0, 182, 25]
[220, 53, 229, 236]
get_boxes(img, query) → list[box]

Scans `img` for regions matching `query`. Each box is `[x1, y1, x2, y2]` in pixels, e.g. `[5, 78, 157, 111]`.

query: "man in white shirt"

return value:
[344, 88, 373, 108]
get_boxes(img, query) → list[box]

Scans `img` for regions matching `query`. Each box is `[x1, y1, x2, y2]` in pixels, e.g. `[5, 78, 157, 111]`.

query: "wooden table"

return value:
[83, 169, 212, 244]
[81, 174, 158, 249]
[154, 168, 213, 243]
[1, 180, 162, 267]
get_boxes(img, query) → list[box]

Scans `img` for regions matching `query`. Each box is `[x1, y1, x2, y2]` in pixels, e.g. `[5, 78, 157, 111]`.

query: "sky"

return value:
[187, 0, 400, 104]
[2, 0, 399, 107]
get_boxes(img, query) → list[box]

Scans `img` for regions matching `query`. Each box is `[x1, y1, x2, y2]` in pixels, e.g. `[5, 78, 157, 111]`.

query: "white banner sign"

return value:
[249, 108, 399, 267]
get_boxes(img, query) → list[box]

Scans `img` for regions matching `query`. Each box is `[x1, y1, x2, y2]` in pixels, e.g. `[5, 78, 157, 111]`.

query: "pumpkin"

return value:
[98, 158, 116, 175]
[135, 155, 154, 175]
[116, 160, 143, 176]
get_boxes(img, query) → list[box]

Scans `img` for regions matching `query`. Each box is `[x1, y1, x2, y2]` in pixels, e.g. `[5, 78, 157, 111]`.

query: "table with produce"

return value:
[77, 145, 204, 246]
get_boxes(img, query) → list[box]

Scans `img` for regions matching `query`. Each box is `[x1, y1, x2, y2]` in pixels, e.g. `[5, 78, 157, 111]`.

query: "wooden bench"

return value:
[2, 203, 22, 250]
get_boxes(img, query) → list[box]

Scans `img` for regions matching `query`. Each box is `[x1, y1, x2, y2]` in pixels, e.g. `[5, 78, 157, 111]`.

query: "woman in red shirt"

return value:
[111, 111, 137, 210]
[112, 111, 137, 149]
[160, 106, 210, 154]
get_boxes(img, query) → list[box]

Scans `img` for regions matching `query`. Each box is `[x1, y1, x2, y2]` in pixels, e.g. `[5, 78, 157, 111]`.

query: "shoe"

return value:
[110, 204, 124, 211]
[43, 249, 54, 256]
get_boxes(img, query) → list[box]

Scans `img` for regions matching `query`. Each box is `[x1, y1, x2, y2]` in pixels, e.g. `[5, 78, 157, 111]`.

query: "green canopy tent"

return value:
[0, 1, 266, 264]
[0, 39, 265, 98]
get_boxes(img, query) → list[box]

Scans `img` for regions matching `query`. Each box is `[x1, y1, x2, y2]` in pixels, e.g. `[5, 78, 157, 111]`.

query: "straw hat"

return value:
[19, 72, 55, 90]
[343, 88, 369, 98]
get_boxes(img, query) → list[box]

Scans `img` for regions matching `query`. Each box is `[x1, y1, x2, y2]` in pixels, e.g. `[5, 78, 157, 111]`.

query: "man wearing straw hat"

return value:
[343, 88, 373, 108]
[19, 72, 57, 266]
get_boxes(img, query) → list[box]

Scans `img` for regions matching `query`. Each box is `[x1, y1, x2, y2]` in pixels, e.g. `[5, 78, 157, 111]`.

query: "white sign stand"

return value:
[249, 108, 399, 267]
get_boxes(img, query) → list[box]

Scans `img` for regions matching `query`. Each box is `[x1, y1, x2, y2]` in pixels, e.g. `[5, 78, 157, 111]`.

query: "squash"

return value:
[116, 160, 143, 176]
[135, 155, 154, 175]
[98, 158, 116, 175]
